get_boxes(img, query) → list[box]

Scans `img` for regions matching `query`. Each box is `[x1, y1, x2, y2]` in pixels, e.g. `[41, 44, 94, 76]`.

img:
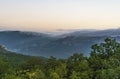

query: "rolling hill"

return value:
[0, 45, 46, 67]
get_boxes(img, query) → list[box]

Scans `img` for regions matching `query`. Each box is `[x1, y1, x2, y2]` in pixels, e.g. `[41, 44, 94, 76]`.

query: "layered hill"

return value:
[0, 28, 120, 58]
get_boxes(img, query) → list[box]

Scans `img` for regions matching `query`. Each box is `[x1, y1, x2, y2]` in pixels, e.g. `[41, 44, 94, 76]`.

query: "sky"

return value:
[0, 0, 120, 32]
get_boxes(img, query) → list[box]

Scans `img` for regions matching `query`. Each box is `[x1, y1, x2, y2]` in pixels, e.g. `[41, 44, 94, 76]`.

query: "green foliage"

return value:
[0, 56, 10, 77]
[2, 74, 24, 79]
[50, 72, 60, 79]
[69, 71, 78, 79]
[0, 38, 120, 79]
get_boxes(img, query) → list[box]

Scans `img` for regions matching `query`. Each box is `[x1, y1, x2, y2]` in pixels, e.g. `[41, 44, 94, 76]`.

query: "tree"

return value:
[50, 72, 60, 79]
[46, 56, 59, 71]
[67, 53, 86, 77]
[89, 38, 120, 79]
[20, 57, 44, 71]
[27, 69, 45, 79]
[90, 38, 120, 59]
[55, 63, 67, 79]
[0, 56, 10, 77]
[89, 38, 120, 70]
[69, 71, 78, 79]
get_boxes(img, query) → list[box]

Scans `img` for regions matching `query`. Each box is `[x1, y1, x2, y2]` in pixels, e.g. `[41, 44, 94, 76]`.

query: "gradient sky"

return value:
[0, 0, 120, 32]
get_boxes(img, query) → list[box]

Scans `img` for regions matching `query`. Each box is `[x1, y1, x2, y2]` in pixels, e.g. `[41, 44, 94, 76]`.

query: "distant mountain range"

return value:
[0, 28, 120, 58]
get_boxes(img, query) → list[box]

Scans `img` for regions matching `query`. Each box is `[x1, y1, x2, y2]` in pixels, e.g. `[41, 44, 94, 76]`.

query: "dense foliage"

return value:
[0, 38, 120, 79]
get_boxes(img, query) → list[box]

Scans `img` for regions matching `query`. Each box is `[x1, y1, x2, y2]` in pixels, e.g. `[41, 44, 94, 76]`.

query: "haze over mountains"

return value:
[0, 28, 120, 58]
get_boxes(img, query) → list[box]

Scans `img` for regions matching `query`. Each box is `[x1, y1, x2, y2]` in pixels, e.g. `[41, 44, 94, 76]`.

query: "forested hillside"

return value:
[0, 38, 120, 79]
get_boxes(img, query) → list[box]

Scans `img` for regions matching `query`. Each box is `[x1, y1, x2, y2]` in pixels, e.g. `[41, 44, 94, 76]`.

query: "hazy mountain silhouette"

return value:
[0, 28, 120, 58]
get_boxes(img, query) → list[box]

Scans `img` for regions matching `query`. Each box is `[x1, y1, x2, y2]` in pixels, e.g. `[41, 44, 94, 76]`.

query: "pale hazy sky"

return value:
[0, 0, 120, 32]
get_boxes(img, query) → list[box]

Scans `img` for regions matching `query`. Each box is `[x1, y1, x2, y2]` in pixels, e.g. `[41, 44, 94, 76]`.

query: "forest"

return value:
[0, 38, 120, 79]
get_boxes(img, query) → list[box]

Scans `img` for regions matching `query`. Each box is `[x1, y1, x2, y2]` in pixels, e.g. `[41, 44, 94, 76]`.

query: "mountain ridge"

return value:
[0, 28, 120, 58]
